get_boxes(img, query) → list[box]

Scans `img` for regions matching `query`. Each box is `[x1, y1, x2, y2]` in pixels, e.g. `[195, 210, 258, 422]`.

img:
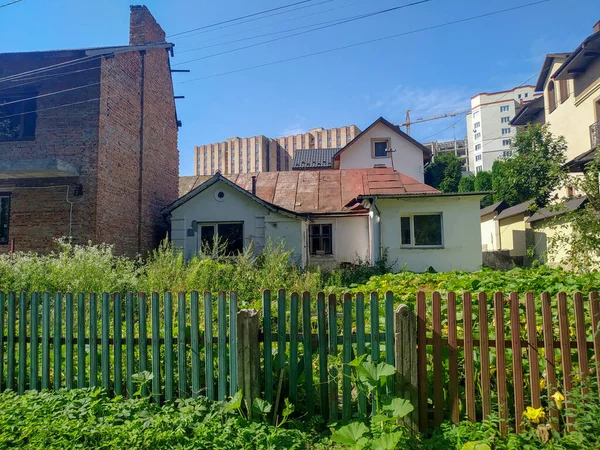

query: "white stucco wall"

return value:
[480, 212, 500, 251]
[307, 215, 370, 269]
[338, 122, 425, 182]
[169, 180, 304, 263]
[377, 196, 483, 272]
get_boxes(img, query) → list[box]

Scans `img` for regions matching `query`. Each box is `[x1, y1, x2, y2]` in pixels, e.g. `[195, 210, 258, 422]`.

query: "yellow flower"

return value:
[539, 378, 547, 390]
[552, 391, 565, 410]
[523, 406, 546, 424]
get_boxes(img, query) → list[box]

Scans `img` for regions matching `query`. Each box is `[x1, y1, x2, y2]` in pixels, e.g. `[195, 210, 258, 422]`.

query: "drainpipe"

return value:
[251, 176, 257, 195]
[137, 50, 146, 254]
[370, 198, 381, 265]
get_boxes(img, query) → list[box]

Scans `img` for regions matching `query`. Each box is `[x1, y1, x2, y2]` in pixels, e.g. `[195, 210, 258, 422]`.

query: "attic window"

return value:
[0, 93, 37, 142]
[372, 139, 390, 158]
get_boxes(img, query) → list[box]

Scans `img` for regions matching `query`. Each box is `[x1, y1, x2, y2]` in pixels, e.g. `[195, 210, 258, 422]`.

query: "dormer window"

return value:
[372, 139, 390, 158]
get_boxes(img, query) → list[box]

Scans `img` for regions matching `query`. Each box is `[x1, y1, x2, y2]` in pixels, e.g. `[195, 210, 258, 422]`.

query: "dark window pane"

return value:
[311, 224, 321, 236]
[374, 141, 388, 157]
[200, 225, 215, 250]
[311, 237, 321, 254]
[0, 96, 36, 142]
[0, 196, 10, 245]
[321, 224, 332, 237]
[414, 215, 442, 246]
[218, 223, 244, 255]
[322, 237, 332, 255]
[401, 216, 411, 245]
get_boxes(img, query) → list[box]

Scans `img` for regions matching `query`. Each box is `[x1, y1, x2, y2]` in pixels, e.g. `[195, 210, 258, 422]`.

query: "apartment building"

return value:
[466, 86, 537, 173]
[194, 125, 360, 175]
[423, 139, 469, 172]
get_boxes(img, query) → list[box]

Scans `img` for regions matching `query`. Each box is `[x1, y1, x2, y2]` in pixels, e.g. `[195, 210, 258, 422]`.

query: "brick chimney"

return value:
[129, 5, 166, 45]
[594, 20, 600, 34]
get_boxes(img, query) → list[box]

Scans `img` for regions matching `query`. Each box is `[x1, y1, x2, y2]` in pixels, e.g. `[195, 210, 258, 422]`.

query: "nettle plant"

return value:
[330, 355, 414, 450]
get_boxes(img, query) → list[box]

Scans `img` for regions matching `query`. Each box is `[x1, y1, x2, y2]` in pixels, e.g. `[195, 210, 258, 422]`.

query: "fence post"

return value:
[237, 308, 260, 418]
[394, 304, 418, 434]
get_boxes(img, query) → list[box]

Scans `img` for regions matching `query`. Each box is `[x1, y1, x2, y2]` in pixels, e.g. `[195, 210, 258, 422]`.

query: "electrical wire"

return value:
[167, 0, 322, 38]
[173, 0, 433, 66]
[179, 0, 549, 83]
[0, 66, 101, 92]
[0, 55, 101, 84]
[0, 0, 22, 8]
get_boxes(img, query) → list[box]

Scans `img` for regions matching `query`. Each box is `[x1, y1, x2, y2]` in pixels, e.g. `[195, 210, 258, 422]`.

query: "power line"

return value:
[0, 55, 101, 84]
[0, 0, 22, 8]
[0, 82, 101, 107]
[173, 0, 433, 66]
[167, 0, 322, 38]
[0, 66, 101, 92]
[179, 0, 549, 84]
[172, 0, 334, 41]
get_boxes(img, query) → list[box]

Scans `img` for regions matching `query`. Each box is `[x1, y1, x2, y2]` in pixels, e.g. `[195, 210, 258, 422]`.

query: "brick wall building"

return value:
[0, 6, 179, 256]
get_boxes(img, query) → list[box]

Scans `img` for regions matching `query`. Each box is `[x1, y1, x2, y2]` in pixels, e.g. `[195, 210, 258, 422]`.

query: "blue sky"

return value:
[1, 0, 598, 175]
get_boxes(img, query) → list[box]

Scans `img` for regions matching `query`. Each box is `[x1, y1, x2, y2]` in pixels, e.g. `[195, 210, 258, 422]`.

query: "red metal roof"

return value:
[179, 167, 439, 214]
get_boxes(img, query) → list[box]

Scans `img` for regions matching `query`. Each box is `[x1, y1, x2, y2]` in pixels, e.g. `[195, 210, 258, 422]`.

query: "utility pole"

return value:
[387, 147, 397, 171]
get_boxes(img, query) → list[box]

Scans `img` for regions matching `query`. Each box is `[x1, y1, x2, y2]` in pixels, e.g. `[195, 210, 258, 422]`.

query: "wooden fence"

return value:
[0, 290, 599, 434]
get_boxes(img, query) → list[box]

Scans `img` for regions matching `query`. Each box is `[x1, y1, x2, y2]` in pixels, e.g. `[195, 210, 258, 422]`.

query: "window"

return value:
[474, 132, 481, 140]
[0, 94, 37, 142]
[475, 154, 482, 161]
[0, 195, 9, 245]
[501, 116, 510, 123]
[199, 223, 244, 255]
[502, 139, 511, 146]
[559, 79, 569, 103]
[501, 128, 511, 135]
[372, 139, 389, 158]
[500, 105, 510, 112]
[525, 93, 529, 98]
[400, 214, 443, 247]
[518, 94, 522, 99]
[475, 144, 482, 151]
[310, 224, 332, 255]
[476, 166, 483, 173]
[473, 110, 480, 119]
[548, 81, 557, 113]
[474, 122, 481, 129]
[503, 150, 513, 157]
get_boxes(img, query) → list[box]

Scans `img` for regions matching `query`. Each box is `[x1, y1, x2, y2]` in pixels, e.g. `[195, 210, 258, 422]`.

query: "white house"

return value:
[479, 201, 508, 251]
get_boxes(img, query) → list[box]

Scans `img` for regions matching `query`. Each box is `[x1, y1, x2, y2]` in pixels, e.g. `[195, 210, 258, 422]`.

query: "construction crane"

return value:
[400, 109, 471, 135]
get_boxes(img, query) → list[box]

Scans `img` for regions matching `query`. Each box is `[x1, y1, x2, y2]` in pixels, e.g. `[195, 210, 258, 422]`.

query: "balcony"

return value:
[591, 120, 600, 149]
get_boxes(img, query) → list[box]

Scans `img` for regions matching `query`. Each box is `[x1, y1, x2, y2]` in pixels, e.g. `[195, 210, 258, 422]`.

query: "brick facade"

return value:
[0, 6, 178, 256]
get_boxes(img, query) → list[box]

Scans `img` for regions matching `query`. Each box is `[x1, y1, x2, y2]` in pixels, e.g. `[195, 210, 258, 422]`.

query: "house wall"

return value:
[530, 217, 573, 268]
[498, 215, 527, 257]
[543, 59, 600, 162]
[480, 212, 500, 251]
[0, 52, 101, 254]
[169, 181, 304, 263]
[337, 122, 425, 182]
[307, 215, 370, 269]
[377, 196, 482, 272]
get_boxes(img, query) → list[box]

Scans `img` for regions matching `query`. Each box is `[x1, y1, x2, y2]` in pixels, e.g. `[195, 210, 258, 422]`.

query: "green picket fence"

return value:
[0, 290, 408, 424]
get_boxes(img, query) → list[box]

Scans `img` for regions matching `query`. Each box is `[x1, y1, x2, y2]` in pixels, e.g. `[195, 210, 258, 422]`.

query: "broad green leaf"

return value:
[331, 422, 369, 445]
[372, 414, 395, 425]
[461, 442, 492, 450]
[224, 390, 243, 412]
[372, 432, 403, 450]
[252, 398, 272, 415]
[382, 398, 414, 419]
[282, 398, 294, 419]
[349, 354, 368, 367]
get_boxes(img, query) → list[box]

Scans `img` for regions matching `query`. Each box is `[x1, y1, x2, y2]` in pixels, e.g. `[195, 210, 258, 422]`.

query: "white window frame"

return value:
[501, 128, 511, 135]
[500, 105, 510, 112]
[371, 138, 391, 159]
[400, 213, 444, 249]
[501, 116, 510, 123]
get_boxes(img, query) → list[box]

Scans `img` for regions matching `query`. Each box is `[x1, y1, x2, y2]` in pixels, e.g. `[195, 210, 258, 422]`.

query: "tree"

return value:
[424, 153, 462, 193]
[473, 171, 493, 207]
[491, 124, 567, 207]
[458, 175, 475, 193]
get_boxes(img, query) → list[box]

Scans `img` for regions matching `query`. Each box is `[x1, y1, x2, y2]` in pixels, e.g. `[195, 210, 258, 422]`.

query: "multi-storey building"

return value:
[194, 125, 360, 175]
[466, 86, 537, 173]
[423, 139, 469, 172]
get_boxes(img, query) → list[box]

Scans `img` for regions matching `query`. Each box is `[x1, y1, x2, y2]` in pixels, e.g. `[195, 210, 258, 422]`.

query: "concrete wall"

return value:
[169, 180, 304, 263]
[530, 217, 573, 268]
[480, 212, 500, 251]
[377, 195, 482, 272]
[307, 215, 370, 270]
[338, 122, 425, 182]
[498, 215, 527, 257]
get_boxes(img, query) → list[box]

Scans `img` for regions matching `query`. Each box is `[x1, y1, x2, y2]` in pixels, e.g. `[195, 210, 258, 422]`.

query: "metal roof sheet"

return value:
[495, 199, 536, 221]
[292, 148, 338, 170]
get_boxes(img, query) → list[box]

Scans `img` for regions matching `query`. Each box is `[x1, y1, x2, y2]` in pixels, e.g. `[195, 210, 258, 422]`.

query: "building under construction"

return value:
[423, 139, 470, 173]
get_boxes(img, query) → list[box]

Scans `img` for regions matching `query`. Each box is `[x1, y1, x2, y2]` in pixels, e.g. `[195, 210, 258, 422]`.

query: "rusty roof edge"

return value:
[356, 191, 489, 201]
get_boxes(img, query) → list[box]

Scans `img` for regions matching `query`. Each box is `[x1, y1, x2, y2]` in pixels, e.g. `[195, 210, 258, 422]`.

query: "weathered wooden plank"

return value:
[557, 292, 574, 431]
[494, 292, 508, 436]
[573, 292, 589, 396]
[30, 292, 39, 391]
[590, 292, 600, 400]
[237, 309, 260, 419]
[151, 293, 161, 403]
[394, 303, 418, 433]
[191, 291, 200, 398]
[328, 294, 338, 423]
[302, 292, 314, 416]
[525, 292, 541, 409]
[478, 293, 491, 420]
[229, 292, 238, 396]
[54, 293, 63, 391]
[416, 291, 428, 433]
[370, 292, 380, 362]
[41, 292, 50, 390]
[178, 292, 187, 398]
[509, 292, 525, 433]
[463, 292, 476, 422]
[18, 292, 27, 394]
[342, 293, 352, 421]
[7, 292, 15, 391]
[204, 291, 214, 400]
[0, 292, 5, 391]
[432, 291, 443, 427]
[541, 292, 559, 428]
[263, 290, 273, 404]
[137, 293, 148, 397]
[289, 292, 299, 404]
[317, 292, 328, 420]
[125, 293, 134, 397]
[355, 292, 367, 417]
[77, 294, 86, 389]
[385, 291, 395, 395]
[65, 293, 74, 391]
[101, 293, 110, 391]
[113, 293, 122, 396]
[164, 292, 174, 401]
[277, 289, 286, 378]
[447, 292, 459, 424]
[218, 291, 228, 401]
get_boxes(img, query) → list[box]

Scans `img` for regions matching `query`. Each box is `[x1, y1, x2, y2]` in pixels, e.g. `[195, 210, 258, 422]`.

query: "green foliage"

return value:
[458, 175, 475, 193]
[425, 153, 463, 193]
[492, 124, 567, 207]
[474, 171, 493, 207]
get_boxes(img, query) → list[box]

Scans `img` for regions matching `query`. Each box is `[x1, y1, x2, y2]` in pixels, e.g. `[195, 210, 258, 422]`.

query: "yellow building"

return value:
[494, 200, 535, 264]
